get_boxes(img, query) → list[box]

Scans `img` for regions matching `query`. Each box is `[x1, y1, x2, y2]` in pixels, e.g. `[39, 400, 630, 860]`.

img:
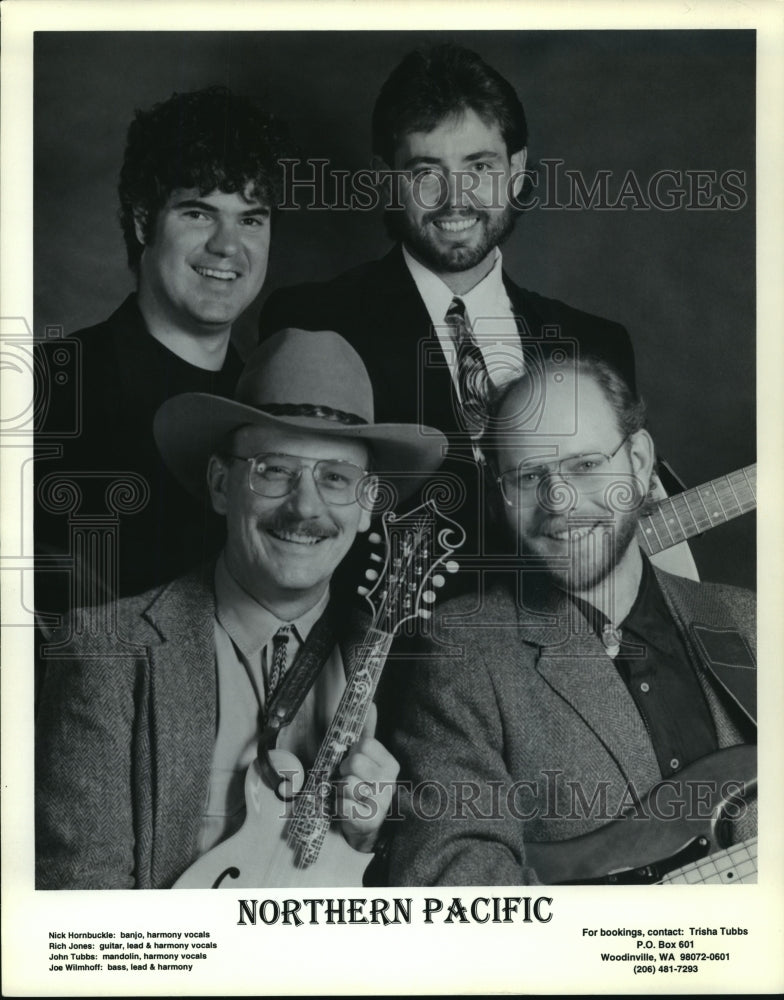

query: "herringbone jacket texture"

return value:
[385, 568, 757, 886]
[35, 568, 364, 889]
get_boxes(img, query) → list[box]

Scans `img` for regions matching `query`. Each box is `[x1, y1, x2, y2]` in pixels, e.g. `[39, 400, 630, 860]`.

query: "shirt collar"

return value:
[402, 244, 505, 330]
[213, 553, 329, 660]
[566, 553, 652, 636]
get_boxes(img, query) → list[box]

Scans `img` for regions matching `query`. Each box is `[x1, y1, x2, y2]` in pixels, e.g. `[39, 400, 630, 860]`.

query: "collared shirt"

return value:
[402, 245, 524, 392]
[197, 555, 346, 855]
[570, 557, 717, 779]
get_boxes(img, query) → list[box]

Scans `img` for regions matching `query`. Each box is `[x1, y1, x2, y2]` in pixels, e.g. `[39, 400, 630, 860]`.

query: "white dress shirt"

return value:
[402, 245, 525, 394]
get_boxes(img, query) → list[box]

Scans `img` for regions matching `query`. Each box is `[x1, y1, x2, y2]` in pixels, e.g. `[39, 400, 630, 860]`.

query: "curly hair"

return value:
[372, 43, 528, 165]
[118, 86, 291, 273]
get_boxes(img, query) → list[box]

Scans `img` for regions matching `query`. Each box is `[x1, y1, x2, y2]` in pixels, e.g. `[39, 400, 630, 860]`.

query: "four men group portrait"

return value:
[34, 35, 757, 890]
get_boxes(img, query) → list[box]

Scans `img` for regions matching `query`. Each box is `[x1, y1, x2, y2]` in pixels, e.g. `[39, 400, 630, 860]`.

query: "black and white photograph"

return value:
[2, 1, 782, 995]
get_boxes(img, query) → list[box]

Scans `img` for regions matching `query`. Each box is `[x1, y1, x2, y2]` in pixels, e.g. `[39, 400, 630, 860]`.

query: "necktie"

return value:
[266, 625, 292, 701]
[445, 297, 490, 443]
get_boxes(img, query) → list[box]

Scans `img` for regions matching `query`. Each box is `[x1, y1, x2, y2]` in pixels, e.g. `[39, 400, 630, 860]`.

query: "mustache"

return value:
[260, 515, 339, 540]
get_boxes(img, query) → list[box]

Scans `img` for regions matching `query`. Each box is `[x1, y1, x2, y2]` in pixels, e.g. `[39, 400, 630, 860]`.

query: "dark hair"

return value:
[118, 86, 291, 272]
[372, 43, 528, 165]
[481, 354, 647, 469]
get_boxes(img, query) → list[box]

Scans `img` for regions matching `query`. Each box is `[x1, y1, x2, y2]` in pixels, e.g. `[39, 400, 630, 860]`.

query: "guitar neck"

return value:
[661, 836, 757, 885]
[638, 464, 756, 556]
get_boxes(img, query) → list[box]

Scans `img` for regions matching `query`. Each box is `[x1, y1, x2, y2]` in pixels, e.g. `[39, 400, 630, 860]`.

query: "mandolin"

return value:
[174, 500, 464, 888]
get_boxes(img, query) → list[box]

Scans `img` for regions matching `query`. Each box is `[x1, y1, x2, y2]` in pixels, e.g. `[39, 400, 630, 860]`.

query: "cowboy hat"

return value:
[154, 328, 447, 501]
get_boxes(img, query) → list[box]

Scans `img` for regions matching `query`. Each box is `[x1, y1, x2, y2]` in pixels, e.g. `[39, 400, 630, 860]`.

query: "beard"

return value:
[384, 203, 518, 274]
[522, 508, 641, 594]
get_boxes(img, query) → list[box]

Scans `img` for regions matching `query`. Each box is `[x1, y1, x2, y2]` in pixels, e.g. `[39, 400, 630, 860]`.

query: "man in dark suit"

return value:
[384, 356, 756, 886]
[36, 86, 291, 611]
[259, 43, 636, 571]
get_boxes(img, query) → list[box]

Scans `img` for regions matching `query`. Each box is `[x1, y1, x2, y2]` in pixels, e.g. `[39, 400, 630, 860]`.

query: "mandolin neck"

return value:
[287, 629, 394, 864]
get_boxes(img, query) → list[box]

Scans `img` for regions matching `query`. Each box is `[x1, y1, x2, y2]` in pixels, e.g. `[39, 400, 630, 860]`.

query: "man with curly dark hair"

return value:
[36, 87, 291, 609]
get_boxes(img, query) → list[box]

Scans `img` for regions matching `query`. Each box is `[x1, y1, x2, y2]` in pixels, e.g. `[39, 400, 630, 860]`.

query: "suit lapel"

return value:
[535, 645, 663, 792]
[372, 249, 463, 435]
[655, 570, 755, 743]
[143, 569, 217, 885]
[523, 594, 662, 790]
[503, 275, 537, 337]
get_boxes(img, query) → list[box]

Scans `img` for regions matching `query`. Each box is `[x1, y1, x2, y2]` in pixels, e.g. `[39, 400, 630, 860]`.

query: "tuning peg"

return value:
[368, 532, 383, 545]
[357, 586, 370, 596]
[365, 568, 379, 581]
[369, 552, 383, 563]
[418, 608, 432, 620]
[422, 590, 436, 603]
[431, 574, 445, 588]
[445, 560, 459, 574]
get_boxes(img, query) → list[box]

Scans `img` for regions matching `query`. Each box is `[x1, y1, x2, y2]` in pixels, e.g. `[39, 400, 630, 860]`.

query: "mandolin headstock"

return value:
[357, 500, 464, 635]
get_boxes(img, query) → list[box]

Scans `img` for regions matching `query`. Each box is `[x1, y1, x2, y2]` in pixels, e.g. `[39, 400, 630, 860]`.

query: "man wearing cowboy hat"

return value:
[35, 328, 447, 889]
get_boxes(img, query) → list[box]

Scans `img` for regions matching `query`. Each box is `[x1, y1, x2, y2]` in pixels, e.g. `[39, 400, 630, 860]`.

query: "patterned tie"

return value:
[266, 625, 292, 701]
[445, 296, 490, 442]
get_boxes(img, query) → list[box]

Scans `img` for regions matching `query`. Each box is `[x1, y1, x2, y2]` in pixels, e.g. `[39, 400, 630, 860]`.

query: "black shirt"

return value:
[35, 295, 242, 609]
[571, 556, 718, 777]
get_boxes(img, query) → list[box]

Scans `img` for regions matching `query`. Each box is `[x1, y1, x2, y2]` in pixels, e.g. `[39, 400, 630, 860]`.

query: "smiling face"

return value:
[387, 108, 526, 292]
[208, 424, 372, 617]
[496, 371, 654, 594]
[135, 185, 271, 340]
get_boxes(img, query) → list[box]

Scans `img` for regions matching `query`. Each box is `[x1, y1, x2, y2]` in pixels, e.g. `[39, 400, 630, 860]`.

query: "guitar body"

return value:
[174, 751, 370, 889]
[525, 746, 756, 885]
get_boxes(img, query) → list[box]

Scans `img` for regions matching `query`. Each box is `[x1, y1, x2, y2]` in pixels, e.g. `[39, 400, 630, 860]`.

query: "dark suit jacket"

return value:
[384, 569, 756, 886]
[260, 245, 636, 435]
[34, 568, 368, 889]
[260, 247, 636, 563]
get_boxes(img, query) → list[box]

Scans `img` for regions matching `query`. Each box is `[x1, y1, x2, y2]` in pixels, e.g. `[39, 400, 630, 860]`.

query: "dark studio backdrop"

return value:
[34, 30, 756, 590]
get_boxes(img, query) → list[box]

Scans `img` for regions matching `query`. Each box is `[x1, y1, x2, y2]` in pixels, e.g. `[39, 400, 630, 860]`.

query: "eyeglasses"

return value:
[228, 452, 368, 506]
[497, 436, 630, 508]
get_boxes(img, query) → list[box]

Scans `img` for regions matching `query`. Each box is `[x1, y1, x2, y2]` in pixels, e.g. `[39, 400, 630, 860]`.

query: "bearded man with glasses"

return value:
[385, 354, 756, 887]
[35, 328, 447, 889]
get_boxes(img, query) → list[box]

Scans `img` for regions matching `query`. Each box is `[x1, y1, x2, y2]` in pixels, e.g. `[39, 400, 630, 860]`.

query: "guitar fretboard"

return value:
[638, 464, 756, 556]
[661, 837, 757, 885]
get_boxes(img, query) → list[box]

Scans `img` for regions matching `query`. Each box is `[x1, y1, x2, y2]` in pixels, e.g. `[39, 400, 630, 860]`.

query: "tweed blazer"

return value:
[385, 568, 757, 886]
[35, 568, 367, 889]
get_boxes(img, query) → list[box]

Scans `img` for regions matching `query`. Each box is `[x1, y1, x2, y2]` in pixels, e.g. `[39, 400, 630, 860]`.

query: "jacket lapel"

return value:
[523, 593, 662, 791]
[503, 275, 537, 337]
[655, 570, 755, 743]
[372, 248, 464, 435]
[143, 569, 217, 886]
